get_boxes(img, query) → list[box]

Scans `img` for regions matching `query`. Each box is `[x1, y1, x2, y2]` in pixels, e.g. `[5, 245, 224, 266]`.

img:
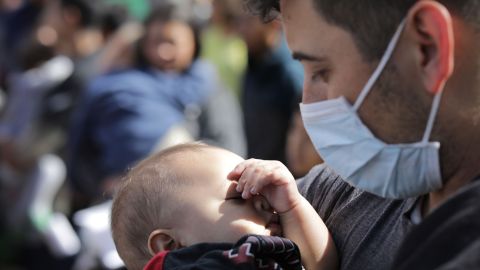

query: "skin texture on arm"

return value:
[228, 159, 338, 270]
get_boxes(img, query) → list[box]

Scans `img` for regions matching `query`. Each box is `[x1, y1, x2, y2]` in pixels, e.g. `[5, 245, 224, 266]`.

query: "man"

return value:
[244, 0, 480, 269]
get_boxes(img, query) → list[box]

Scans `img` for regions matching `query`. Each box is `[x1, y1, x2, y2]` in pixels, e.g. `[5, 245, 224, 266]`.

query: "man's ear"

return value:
[406, 1, 454, 94]
[147, 230, 181, 256]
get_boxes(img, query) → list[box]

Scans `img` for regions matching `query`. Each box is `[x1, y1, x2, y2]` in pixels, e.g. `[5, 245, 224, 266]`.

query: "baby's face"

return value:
[175, 148, 281, 246]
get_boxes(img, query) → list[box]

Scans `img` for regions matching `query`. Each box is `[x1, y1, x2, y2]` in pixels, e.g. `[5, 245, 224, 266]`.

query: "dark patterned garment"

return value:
[144, 235, 303, 270]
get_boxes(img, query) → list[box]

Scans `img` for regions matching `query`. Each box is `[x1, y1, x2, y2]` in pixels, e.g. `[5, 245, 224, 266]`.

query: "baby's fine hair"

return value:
[111, 142, 216, 270]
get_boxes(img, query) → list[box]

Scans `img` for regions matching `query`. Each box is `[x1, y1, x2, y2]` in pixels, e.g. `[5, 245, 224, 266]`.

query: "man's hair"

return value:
[111, 143, 214, 270]
[244, 0, 480, 61]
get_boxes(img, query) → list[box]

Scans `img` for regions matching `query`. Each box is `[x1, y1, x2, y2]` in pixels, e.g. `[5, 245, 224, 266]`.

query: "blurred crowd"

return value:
[0, 0, 322, 269]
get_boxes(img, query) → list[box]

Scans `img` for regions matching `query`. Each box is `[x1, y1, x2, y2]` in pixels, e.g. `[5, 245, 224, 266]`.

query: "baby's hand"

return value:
[227, 159, 301, 214]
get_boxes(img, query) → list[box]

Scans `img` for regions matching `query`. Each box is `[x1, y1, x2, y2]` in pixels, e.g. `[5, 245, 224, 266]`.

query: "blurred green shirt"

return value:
[201, 25, 247, 98]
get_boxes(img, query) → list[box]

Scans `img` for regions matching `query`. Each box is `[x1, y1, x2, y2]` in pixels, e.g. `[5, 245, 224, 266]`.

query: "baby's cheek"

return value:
[230, 220, 267, 238]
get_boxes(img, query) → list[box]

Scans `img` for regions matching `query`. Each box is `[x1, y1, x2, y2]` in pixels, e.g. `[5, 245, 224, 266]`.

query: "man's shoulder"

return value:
[298, 164, 416, 270]
[297, 163, 351, 195]
[436, 239, 480, 270]
[393, 180, 480, 270]
[297, 163, 415, 210]
[297, 164, 358, 205]
[297, 164, 368, 222]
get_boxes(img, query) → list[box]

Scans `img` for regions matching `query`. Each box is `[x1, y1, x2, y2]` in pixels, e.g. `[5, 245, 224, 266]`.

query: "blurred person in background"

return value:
[0, 37, 80, 270]
[37, 0, 127, 80]
[68, 2, 246, 209]
[0, 0, 48, 89]
[0, 0, 47, 65]
[0, 0, 133, 269]
[201, 0, 247, 98]
[232, 8, 303, 164]
[0, 0, 132, 173]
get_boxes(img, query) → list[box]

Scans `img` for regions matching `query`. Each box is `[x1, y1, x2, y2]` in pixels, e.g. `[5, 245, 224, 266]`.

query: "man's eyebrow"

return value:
[292, 51, 327, 62]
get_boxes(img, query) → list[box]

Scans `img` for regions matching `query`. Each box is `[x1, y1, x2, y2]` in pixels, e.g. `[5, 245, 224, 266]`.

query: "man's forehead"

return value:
[278, 0, 356, 61]
[279, 0, 331, 32]
[279, 0, 317, 21]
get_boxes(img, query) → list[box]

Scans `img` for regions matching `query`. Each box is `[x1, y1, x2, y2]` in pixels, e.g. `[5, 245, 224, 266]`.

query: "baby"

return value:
[111, 143, 337, 270]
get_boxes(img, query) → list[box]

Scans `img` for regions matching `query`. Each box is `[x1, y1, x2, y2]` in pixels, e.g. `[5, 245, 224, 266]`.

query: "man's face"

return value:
[280, 0, 375, 105]
[177, 148, 281, 246]
[280, 0, 426, 144]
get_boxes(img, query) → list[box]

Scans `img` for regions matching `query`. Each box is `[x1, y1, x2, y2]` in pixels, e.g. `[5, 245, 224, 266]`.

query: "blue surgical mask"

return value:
[300, 21, 443, 199]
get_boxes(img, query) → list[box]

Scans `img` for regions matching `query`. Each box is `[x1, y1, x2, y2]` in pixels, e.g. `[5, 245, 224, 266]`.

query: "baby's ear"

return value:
[148, 230, 180, 256]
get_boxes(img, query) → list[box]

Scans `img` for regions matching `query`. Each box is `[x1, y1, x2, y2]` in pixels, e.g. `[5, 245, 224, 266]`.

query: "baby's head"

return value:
[111, 143, 280, 270]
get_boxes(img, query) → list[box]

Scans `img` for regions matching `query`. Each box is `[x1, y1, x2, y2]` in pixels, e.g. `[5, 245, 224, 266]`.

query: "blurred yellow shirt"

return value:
[201, 25, 247, 98]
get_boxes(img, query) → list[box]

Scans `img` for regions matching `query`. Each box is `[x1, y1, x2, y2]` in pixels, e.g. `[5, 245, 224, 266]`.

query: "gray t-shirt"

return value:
[297, 164, 417, 270]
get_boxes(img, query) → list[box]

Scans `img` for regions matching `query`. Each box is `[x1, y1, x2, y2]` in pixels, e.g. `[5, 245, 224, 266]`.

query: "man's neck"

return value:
[426, 170, 478, 215]
[425, 127, 480, 214]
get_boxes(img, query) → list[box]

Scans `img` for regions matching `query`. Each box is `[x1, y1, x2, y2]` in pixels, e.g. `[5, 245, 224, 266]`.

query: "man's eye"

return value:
[311, 70, 329, 82]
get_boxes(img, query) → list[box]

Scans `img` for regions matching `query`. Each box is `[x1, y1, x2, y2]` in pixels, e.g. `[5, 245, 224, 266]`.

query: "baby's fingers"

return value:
[228, 159, 259, 193]
[248, 176, 271, 196]
[239, 164, 261, 199]
[239, 161, 273, 199]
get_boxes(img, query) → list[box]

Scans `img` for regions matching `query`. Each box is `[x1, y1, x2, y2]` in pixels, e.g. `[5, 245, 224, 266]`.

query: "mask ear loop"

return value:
[422, 90, 444, 143]
[353, 20, 406, 111]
